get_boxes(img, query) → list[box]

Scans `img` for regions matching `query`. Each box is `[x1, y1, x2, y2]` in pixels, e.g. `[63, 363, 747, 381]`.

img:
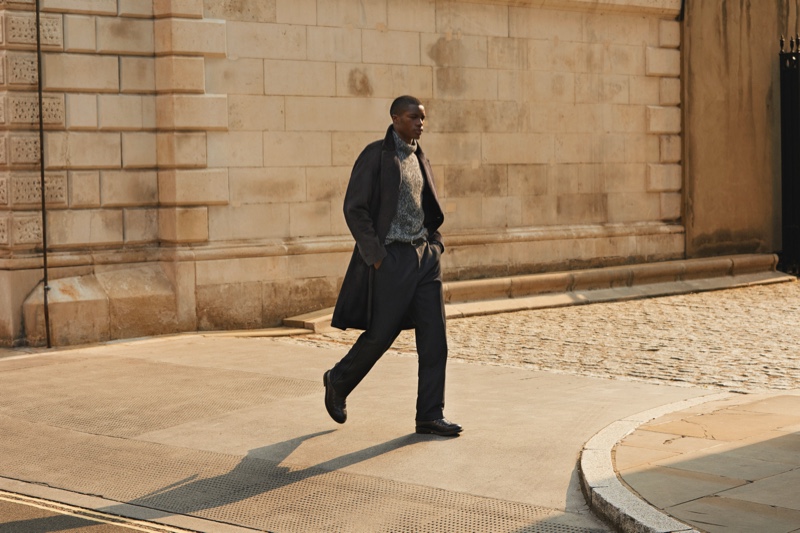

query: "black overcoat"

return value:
[331, 126, 445, 330]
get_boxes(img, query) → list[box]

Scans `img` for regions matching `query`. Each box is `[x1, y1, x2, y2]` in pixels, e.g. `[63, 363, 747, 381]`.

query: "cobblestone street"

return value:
[288, 280, 800, 393]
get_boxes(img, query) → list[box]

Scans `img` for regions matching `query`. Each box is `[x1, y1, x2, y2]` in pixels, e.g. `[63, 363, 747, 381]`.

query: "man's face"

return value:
[392, 104, 426, 144]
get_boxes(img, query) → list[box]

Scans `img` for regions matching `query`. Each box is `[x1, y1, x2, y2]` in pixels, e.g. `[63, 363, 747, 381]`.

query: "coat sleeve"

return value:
[343, 142, 387, 267]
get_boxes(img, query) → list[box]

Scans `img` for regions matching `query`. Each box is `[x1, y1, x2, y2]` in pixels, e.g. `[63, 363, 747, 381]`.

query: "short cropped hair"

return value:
[390, 95, 422, 117]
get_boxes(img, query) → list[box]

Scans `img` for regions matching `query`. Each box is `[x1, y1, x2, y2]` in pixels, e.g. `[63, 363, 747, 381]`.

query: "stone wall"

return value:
[1, 0, 690, 345]
[684, 0, 799, 257]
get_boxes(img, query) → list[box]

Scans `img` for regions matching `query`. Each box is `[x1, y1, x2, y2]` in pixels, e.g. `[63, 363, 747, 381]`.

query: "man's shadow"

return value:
[0, 431, 427, 532]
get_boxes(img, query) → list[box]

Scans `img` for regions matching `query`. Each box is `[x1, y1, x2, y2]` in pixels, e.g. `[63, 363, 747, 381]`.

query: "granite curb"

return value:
[579, 393, 735, 533]
[285, 253, 793, 333]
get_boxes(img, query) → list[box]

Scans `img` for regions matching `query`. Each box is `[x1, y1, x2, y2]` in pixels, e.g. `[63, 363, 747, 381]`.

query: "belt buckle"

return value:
[410, 237, 426, 247]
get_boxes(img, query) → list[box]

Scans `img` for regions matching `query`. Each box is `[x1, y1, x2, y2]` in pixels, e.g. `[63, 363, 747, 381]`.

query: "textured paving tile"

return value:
[620, 465, 746, 509]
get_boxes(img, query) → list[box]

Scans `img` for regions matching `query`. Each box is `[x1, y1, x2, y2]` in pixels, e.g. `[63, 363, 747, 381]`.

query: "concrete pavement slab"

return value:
[0, 335, 712, 532]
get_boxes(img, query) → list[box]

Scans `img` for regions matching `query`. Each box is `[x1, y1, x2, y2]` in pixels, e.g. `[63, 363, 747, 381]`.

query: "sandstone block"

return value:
[48, 209, 123, 247]
[436, 1, 507, 37]
[46, 132, 121, 169]
[98, 95, 146, 130]
[197, 282, 263, 331]
[317, 0, 386, 29]
[204, 58, 264, 95]
[40, 0, 116, 15]
[263, 277, 339, 325]
[576, 73, 629, 104]
[101, 170, 158, 206]
[196, 255, 288, 286]
[629, 76, 661, 105]
[388, 0, 435, 32]
[153, 0, 204, 19]
[557, 193, 608, 224]
[161, 260, 197, 330]
[581, 10, 658, 46]
[208, 203, 290, 240]
[436, 67, 498, 100]
[229, 167, 306, 205]
[482, 133, 553, 165]
[63, 15, 96, 52]
[647, 105, 681, 134]
[660, 77, 681, 105]
[96, 265, 177, 339]
[264, 59, 336, 96]
[332, 131, 385, 166]
[277, 0, 317, 25]
[155, 18, 226, 57]
[121, 57, 155, 93]
[660, 191, 682, 220]
[607, 44, 646, 75]
[97, 17, 154, 54]
[228, 95, 284, 131]
[207, 131, 264, 167]
[419, 132, 481, 166]
[156, 132, 207, 168]
[42, 53, 119, 92]
[605, 104, 646, 133]
[601, 163, 646, 193]
[422, 33, 489, 68]
[647, 163, 681, 192]
[363, 29, 420, 66]
[290, 201, 332, 238]
[155, 56, 204, 94]
[226, 21, 305, 60]
[621, 133, 659, 163]
[158, 168, 229, 206]
[660, 134, 682, 163]
[66, 94, 98, 129]
[205, 0, 276, 22]
[488, 37, 528, 70]
[119, 0, 154, 17]
[646, 46, 680, 77]
[307, 26, 361, 62]
[156, 94, 228, 130]
[507, 164, 548, 196]
[482, 196, 522, 228]
[606, 192, 660, 223]
[659, 20, 681, 48]
[123, 208, 158, 243]
[23, 275, 110, 347]
[336, 63, 432, 99]
[509, 7, 583, 41]
[263, 131, 332, 167]
[159, 206, 208, 243]
[443, 196, 482, 230]
[122, 133, 157, 169]
[285, 96, 387, 132]
[69, 170, 100, 207]
[305, 166, 349, 203]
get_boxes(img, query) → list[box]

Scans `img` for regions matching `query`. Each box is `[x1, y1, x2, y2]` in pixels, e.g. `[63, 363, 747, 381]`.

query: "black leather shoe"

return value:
[323, 370, 347, 424]
[415, 418, 462, 436]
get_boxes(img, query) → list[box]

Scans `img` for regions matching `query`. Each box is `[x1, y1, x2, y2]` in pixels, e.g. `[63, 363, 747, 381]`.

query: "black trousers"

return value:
[329, 240, 448, 421]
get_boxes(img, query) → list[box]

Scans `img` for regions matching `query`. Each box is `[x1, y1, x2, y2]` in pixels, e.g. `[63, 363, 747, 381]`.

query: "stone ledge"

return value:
[477, 0, 681, 16]
[284, 254, 794, 333]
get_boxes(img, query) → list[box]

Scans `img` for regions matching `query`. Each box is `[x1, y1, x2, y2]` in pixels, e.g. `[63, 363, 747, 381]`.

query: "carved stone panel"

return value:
[6, 93, 65, 126]
[0, 135, 7, 165]
[0, 215, 8, 244]
[9, 132, 39, 165]
[6, 51, 37, 86]
[0, 173, 7, 205]
[10, 171, 66, 206]
[12, 214, 40, 244]
[6, 12, 63, 48]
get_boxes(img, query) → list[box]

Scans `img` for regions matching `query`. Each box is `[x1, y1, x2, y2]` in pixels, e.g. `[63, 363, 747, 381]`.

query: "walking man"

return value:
[323, 95, 462, 437]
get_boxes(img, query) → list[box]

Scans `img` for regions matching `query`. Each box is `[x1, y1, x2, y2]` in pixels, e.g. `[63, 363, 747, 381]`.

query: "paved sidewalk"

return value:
[2, 278, 799, 532]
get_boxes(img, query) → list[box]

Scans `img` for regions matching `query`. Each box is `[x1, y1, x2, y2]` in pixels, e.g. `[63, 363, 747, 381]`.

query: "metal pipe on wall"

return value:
[34, 0, 52, 348]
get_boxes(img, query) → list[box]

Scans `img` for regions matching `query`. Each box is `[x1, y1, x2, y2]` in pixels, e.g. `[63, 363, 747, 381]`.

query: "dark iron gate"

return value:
[780, 36, 800, 274]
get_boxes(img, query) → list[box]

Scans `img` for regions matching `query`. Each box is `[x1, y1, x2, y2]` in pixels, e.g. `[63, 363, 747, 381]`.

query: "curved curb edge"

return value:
[579, 392, 733, 533]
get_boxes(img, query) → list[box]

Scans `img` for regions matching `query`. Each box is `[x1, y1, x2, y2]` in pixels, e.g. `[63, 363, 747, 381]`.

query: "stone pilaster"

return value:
[154, 0, 229, 245]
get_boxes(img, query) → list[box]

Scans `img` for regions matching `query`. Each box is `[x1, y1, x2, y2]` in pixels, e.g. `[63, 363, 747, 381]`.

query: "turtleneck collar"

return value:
[392, 129, 417, 157]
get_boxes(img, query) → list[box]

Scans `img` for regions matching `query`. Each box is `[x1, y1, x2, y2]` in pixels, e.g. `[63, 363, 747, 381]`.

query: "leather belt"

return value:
[408, 237, 427, 246]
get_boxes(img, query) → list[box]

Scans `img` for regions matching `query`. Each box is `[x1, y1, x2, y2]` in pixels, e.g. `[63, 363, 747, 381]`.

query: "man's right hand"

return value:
[374, 259, 382, 270]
